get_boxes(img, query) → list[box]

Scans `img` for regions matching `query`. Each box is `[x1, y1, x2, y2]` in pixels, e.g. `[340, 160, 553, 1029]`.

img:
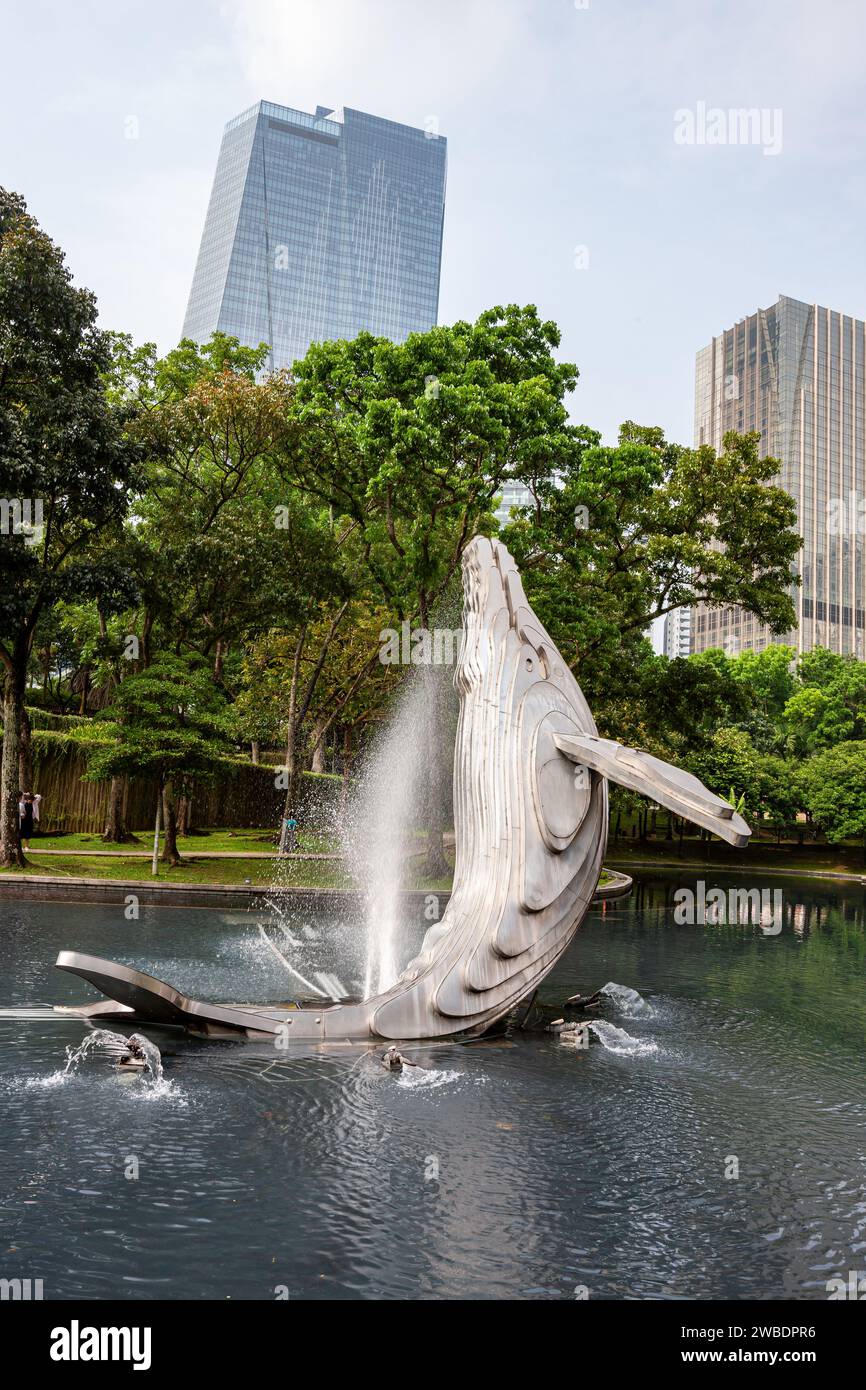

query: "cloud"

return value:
[224, 0, 547, 127]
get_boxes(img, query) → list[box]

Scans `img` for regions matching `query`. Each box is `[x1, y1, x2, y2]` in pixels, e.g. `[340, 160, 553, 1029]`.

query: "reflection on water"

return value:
[0, 870, 865, 1300]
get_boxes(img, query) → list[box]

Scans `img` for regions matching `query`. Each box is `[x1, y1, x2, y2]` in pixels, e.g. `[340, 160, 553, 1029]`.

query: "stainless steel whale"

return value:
[55, 536, 750, 1041]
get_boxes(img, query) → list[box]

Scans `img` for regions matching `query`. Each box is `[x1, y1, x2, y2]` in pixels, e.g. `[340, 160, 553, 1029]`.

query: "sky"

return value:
[1, 0, 864, 445]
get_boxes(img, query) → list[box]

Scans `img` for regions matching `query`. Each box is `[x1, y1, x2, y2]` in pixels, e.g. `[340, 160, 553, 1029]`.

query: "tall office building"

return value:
[183, 101, 447, 370]
[494, 481, 535, 526]
[691, 294, 866, 657]
[663, 607, 692, 659]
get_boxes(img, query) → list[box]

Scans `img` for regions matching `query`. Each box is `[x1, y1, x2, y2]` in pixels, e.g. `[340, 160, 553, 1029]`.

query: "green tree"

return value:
[800, 741, 866, 861]
[0, 189, 138, 865]
[638, 648, 748, 755]
[282, 304, 579, 872]
[688, 727, 767, 820]
[797, 646, 846, 689]
[730, 644, 796, 719]
[85, 654, 231, 871]
[783, 649, 866, 755]
[687, 726, 797, 831]
[102, 335, 355, 838]
[728, 643, 796, 751]
[502, 425, 801, 710]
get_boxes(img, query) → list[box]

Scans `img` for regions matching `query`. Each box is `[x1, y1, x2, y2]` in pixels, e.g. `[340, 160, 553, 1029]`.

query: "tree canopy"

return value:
[4, 184, 832, 868]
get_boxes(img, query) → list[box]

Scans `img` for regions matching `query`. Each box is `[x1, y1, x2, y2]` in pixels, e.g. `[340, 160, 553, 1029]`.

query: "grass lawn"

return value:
[1, 839, 458, 889]
[1, 853, 353, 888]
[25, 827, 336, 856]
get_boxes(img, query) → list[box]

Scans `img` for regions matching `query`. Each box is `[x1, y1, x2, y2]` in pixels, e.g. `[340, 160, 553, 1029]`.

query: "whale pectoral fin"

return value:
[553, 734, 752, 848]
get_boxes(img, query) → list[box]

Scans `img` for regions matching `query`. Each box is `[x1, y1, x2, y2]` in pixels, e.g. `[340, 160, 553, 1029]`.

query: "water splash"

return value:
[127, 1033, 165, 1083]
[25, 1028, 182, 1098]
[600, 983, 654, 1019]
[395, 1066, 466, 1090]
[587, 1020, 658, 1057]
[27, 1028, 131, 1087]
[256, 922, 328, 999]
[344, 667, 446, 999]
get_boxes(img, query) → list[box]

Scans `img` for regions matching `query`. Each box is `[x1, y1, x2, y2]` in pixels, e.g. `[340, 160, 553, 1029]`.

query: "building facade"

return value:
[663, 607, 692, 659]
[183, 101, 447, 370]
[691, 295, 866, 657]
[494, 482, 535, 526]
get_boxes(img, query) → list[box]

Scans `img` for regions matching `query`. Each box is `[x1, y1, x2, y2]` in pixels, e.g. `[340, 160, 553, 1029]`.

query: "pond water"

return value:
[1, 870, 864, 1301]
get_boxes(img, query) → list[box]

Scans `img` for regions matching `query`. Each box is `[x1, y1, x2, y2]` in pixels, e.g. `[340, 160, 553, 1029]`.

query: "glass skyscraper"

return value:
[691, 295, 866, 658]
[183, 101, 447, 370]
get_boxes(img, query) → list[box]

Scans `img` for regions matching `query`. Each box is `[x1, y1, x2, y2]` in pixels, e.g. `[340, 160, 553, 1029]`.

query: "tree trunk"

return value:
[151, 786, 162, 876]
[250, 741, 259, 765]
[176, 794, 192, 837]
[102, 775, 134, 843]
[104, 778, 126, 839]
[310, 716, 327, 774]
[161, 782, 181, 866]
[0, 669, 25, 867]
[142, 611, 154, 668]
[18, 702, 33, 793]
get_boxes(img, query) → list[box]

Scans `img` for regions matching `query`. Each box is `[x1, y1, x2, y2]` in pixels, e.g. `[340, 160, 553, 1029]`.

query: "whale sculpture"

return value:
[55, 537, 750, 1041]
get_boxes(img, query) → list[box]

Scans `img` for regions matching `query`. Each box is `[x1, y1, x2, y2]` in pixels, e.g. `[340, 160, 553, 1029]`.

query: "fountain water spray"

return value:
[36, 1029, 167, 1088]
[344, 663, 453, 999]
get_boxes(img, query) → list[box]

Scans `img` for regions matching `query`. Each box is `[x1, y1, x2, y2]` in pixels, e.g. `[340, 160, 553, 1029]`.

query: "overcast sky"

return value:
[2, 0, 864, 444]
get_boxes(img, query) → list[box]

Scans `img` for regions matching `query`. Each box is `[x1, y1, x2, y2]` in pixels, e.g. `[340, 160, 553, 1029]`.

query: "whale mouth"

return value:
[455, 534, 598, 734]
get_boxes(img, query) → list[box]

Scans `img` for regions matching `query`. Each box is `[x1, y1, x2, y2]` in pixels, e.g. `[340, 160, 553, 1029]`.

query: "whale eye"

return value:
[525, 649, 549, 678]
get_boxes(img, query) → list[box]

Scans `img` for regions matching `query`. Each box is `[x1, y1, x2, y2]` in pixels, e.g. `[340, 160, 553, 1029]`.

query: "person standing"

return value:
[19, 791, 42, 850]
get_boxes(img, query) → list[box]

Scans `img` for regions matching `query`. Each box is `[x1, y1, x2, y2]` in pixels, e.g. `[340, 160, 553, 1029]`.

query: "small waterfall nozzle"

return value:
[381, 1045, 420, 1072]
[58, 1028, 163, 1082]
[117, 1037, 149, 1070]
